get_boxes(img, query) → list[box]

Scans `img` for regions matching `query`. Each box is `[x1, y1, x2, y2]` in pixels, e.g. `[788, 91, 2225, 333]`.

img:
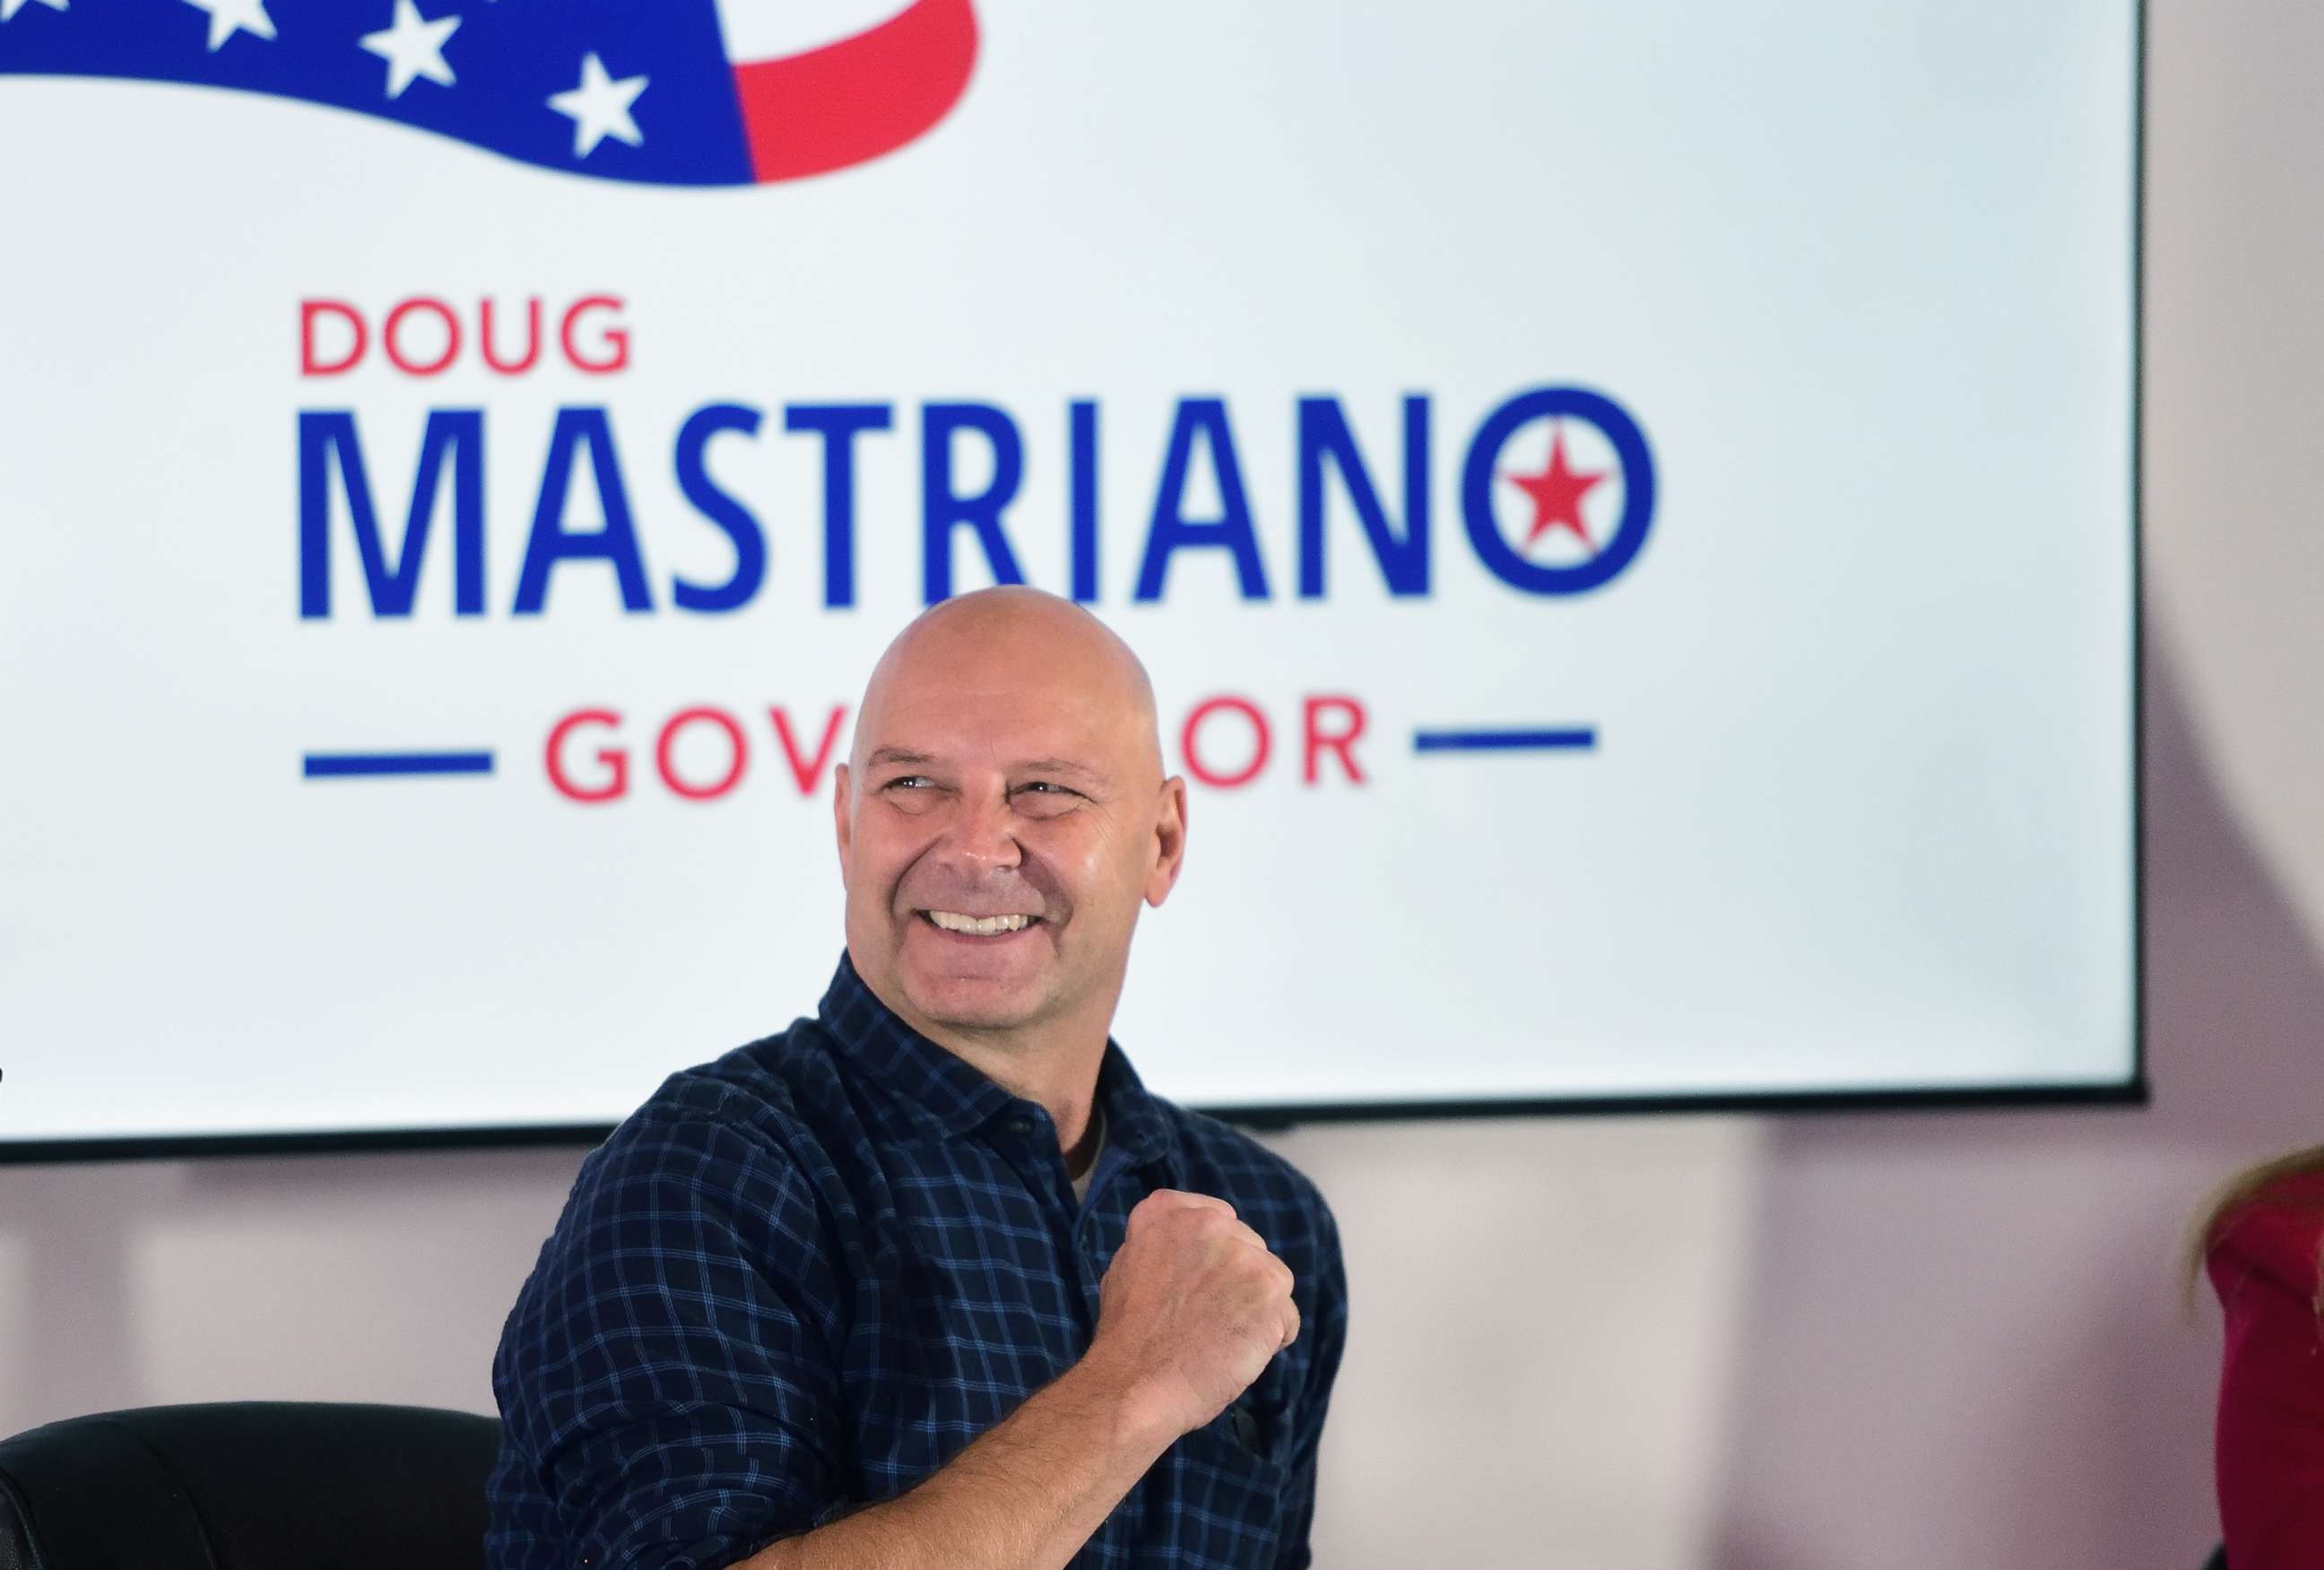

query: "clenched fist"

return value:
[1082, 1189, 1300, 1441]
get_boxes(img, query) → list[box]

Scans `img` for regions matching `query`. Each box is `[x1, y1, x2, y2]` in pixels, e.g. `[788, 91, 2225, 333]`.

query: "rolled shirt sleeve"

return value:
[489, 1112, 850, 1570]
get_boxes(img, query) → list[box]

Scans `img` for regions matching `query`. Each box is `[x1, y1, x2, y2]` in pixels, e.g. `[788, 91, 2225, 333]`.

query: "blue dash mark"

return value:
[1411, 728, 1596, 754]
[303, 751, 496, 778]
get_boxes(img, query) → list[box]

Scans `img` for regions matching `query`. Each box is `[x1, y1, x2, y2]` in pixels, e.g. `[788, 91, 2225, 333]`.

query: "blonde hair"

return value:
[2184, 1142, 2324, 1318]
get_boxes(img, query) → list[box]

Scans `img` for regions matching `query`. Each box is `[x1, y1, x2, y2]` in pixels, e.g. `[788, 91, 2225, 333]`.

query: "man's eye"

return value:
[886, 776, 930, 791]
[1012, 782, 1082, 811]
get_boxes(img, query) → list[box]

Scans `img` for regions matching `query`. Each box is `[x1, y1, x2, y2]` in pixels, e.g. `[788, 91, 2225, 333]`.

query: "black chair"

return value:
[0, 1401, 500, 1570]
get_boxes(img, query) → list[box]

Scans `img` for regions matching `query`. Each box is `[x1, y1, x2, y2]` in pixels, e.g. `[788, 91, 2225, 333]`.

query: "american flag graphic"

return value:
[0, 0, 978, 186]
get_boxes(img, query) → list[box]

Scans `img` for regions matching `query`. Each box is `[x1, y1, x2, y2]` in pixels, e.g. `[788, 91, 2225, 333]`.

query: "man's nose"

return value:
[934, 789, 1022, 875]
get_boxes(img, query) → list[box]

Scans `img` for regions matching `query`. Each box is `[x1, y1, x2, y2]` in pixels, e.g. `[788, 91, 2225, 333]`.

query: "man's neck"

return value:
[867, 977, 1111, 1158]
[1062, 1098, 1105, 1182]
[933, 1027, 1103, 1158]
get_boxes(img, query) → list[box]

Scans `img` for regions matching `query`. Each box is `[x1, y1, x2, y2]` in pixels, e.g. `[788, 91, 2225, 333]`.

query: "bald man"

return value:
[487, 588, 1348, 1570]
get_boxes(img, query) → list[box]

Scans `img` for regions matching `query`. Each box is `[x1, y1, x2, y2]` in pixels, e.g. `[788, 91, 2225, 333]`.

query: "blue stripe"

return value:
[304, 751, 496, 778]
[1412, 728, 1597, 753]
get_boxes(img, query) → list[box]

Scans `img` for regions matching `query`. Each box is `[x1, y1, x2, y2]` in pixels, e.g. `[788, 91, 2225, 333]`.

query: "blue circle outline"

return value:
[1460, 386, 1656, 594]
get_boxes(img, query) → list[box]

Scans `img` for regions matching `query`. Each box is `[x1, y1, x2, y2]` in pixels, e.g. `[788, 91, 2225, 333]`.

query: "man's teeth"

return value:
[927, 911, 1033, 935]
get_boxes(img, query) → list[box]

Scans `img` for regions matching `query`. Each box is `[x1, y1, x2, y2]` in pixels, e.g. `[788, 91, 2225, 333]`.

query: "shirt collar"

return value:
[819, 951, 1178, 1173]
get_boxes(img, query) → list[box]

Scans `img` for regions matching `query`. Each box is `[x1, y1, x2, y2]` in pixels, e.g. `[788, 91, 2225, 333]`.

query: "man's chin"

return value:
[905, 977, 1051, 1037]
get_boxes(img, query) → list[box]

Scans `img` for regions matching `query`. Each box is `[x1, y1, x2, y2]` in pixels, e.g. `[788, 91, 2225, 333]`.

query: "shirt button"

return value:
[1006, 1116, 1034, 1136]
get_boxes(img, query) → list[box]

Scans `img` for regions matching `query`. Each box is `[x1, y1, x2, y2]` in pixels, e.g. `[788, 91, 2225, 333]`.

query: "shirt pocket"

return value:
[1153, 1396, 1288, 1565]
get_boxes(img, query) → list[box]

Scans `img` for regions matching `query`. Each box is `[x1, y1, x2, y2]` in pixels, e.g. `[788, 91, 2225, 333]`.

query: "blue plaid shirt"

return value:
[487, 953, 1348, 1570]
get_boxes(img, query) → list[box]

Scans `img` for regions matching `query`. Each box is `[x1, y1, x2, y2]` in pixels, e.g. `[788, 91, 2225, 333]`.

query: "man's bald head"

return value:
[834, 587, 1187, 1054]
[849, 586, 1163, 785]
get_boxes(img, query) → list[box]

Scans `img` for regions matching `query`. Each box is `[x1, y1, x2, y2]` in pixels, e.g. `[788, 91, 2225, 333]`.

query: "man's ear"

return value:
[833, 762, 853, 874]
[1144, 776, 1189, 907]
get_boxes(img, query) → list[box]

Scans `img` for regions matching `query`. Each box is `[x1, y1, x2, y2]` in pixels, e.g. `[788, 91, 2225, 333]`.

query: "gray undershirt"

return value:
[1068, 1102, 1107, 1203]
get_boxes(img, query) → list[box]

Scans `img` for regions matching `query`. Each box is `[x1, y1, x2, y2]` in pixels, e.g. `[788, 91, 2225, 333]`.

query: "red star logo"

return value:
[1502, 423, 1608, 551]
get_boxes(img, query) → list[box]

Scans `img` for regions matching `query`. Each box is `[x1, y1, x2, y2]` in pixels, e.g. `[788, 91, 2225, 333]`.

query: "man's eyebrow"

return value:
[1015, 757, 1109, 785]
[863, 748, 1110, 785]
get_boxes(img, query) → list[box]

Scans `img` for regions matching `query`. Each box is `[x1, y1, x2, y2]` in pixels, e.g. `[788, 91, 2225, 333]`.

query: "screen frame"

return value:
[0, 2, 2150, 1165]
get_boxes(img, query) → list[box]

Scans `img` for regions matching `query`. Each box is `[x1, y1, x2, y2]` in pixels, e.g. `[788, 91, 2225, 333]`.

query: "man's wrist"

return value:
[741, 1354, 1185, 1568]
[1057, 1348, 1184, 1459]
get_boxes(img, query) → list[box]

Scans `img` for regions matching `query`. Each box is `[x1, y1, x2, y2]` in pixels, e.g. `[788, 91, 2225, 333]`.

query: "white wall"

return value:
[4, 4, 2320, 1565]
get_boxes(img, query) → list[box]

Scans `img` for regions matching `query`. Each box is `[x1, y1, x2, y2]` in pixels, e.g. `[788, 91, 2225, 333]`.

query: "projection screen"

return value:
[0, 0, 2142, 1156]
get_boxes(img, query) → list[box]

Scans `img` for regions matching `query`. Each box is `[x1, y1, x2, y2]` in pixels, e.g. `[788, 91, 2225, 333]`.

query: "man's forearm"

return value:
[737, 1357, 1177, 1570]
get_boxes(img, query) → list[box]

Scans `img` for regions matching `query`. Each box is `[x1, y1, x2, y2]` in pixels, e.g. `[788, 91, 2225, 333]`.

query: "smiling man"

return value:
[487, 586, 1349, 1570]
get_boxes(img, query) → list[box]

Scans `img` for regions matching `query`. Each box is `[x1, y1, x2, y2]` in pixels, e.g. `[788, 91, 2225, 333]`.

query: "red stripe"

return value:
[732, 0, 979, 184]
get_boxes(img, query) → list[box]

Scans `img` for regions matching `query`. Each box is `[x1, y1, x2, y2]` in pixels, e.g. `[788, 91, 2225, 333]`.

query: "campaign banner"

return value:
[0, 0, 2139, 1146]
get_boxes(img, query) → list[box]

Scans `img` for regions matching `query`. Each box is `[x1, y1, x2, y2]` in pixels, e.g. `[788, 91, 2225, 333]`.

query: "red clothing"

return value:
[2209, 1174, 2324, 1569]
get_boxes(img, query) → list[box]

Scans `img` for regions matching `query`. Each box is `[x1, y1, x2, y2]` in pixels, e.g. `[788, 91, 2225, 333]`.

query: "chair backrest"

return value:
[0, 1401, 500, 1570]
